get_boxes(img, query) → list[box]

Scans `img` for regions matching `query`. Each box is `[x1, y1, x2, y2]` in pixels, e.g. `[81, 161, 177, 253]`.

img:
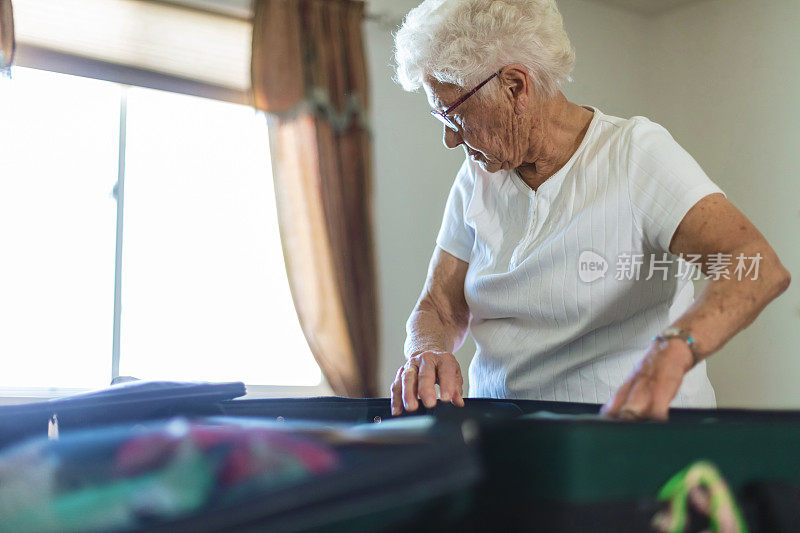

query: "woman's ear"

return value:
[499, 64, 530, 115]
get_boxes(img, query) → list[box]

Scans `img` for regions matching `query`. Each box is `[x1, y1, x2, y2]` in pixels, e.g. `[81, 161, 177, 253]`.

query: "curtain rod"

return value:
[140, 0, 398, 27]
[138, 0, 253, 22]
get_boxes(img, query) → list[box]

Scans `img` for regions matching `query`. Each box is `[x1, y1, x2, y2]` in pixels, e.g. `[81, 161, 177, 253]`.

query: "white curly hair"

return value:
[394, 0, 575, 99]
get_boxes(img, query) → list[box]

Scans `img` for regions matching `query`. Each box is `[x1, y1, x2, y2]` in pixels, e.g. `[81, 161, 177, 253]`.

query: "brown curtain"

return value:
[0, 0, 14, 75]
[251, 0, 378, 397]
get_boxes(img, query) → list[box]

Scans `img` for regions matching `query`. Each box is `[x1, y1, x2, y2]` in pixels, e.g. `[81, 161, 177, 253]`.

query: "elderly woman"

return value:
[389, 0, 791, 419]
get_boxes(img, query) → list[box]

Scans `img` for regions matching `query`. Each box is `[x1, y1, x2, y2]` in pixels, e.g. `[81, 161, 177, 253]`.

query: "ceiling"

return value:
[584, 0, 704, 16]
[162, 0, 704, 20]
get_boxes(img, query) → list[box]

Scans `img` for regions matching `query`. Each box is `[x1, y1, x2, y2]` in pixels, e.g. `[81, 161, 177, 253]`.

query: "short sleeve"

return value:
[435, 160, 476, 262]
[626, 119, 726, 253]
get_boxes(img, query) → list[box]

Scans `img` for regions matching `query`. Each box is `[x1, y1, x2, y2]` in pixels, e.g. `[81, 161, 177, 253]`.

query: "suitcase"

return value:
[0, 387, 482, 533]
[0, 380, 246, 449]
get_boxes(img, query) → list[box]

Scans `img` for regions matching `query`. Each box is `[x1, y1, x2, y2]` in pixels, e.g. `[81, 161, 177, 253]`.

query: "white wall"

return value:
[557, 0, 652, 117]
[647, 0, 800, 408]
[365, 0, 799, 407]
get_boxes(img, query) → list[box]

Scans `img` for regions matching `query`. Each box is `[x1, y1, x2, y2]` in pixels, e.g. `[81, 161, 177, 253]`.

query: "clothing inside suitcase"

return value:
[2, 385, 800, 532]
[0, 396, 480, 533]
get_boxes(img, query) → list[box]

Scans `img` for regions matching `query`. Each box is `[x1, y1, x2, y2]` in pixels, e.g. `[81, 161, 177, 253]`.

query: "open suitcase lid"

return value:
[42, 380, 247, 408]
[0, 381, 247, 448]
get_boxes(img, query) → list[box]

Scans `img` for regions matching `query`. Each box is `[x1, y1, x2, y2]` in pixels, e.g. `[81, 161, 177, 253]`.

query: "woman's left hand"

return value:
[601, 338, 695, 421]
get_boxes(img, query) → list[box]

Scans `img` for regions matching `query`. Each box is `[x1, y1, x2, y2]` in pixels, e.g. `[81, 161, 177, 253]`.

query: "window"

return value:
[0, 68, 119, 390]
[0, 67, 322, 393]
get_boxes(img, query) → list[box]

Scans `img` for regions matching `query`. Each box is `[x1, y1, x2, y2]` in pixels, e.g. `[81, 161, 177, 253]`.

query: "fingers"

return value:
[604, 372, 662, 421]
[621, 375, 658, 419]
[417, 354, 438, 408]
[603, 356, 685, 421]
[648, 376, 680, 421]
[401, 361, 421, 412]
[600, 377, 634, 418]
[437, 357, 463, 406]
[389, 352, 466, 415]
[453, 379, 465, 407]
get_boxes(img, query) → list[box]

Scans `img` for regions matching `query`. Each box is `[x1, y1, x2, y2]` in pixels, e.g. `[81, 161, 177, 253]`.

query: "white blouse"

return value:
[436, 106, 725, 407]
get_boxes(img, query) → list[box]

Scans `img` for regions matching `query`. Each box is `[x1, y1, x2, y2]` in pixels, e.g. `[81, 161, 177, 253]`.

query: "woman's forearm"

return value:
[669, 250, 791, 360]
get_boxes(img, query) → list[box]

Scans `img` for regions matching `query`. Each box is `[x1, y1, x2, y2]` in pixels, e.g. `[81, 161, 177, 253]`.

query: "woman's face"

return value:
[423, 77, 527, 173]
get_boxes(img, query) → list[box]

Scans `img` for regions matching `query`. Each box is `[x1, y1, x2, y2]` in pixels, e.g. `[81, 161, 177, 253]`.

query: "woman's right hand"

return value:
[390, 351, 465, 415]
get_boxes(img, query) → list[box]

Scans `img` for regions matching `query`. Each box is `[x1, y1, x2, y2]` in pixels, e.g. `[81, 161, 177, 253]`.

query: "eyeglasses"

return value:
[430, 71, 500, 132]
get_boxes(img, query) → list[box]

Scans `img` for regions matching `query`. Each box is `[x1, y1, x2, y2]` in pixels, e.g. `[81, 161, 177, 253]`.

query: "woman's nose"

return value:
[443, 126, 463, 149]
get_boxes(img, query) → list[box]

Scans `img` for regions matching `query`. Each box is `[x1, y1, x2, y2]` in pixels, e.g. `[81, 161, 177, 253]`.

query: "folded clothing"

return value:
[0, 417, 339, 533]
[0, 381, 248, 449]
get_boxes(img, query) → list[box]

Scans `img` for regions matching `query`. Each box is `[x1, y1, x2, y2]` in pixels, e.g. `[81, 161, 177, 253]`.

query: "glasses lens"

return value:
[430, 110, 459, 132]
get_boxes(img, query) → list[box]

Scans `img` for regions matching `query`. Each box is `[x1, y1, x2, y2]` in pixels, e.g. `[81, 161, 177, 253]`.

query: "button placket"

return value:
[509, 190, 537, 269]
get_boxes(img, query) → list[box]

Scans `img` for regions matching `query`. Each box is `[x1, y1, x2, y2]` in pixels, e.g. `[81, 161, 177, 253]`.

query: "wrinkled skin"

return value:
[422, 64, 594, 191]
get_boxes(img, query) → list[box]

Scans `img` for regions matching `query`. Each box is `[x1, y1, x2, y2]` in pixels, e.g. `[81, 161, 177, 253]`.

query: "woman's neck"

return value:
[515, 95, 594, 192]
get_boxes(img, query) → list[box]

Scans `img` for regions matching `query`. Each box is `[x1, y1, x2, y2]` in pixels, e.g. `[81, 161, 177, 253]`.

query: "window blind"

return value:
[13, 0, 252, 102]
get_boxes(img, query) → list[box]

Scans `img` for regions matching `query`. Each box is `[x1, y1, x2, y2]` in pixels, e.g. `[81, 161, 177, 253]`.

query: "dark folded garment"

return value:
[0, 381, 247, 449]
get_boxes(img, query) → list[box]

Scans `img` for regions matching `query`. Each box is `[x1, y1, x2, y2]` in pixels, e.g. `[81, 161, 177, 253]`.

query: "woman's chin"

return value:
[482, 160, 504, 173]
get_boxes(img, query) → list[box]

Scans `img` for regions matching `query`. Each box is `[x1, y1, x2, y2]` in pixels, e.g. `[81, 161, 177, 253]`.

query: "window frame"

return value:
[15, 44, 252, 106]
[0, 57, 329, 404]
